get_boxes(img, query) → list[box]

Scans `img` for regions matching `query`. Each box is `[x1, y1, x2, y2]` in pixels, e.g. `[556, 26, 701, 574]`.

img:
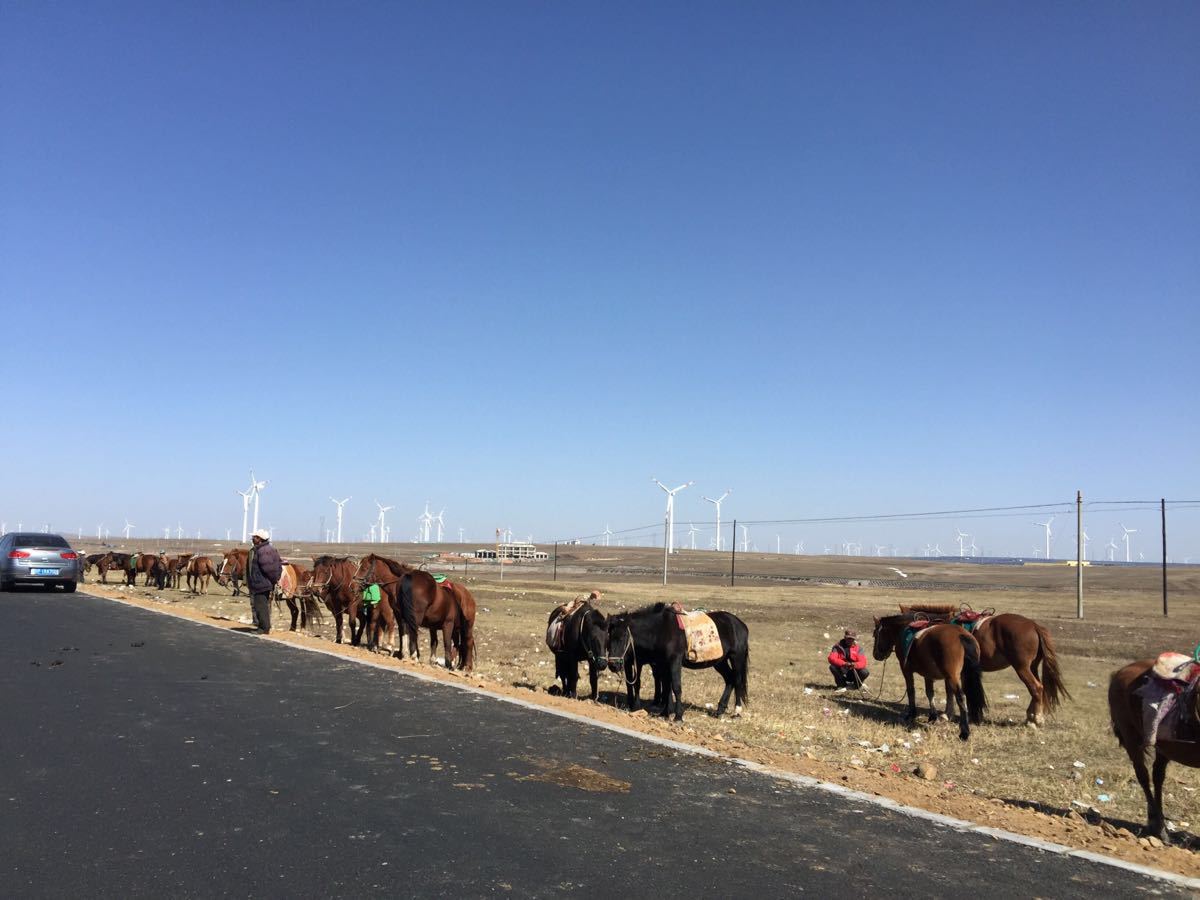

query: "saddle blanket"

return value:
[901, 620, 935, 664]
[678, 611, 723, 663]
[953, 613, 992, 634]
[1136, 675, 1200, 746]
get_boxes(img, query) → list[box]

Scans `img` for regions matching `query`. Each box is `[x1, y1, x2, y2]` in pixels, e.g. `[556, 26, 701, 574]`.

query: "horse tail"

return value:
[959, 633, 988, 724]
[303, 593, 324, 625]
[1034, 622, 1071, 713]
[737, 645, 749, 705]
[453, 586, 476, 670]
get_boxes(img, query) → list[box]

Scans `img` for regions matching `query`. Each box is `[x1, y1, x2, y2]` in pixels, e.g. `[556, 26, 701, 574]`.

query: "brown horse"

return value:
[128, 553, 160, 587]
[273, 563, 324, 633]
[186, 556, 218, 594]
[95, 552, 130, 584]
[352, 554, 475, 670]
[165, 554, 192, 589]
[82, 553, 108, 580]
[872, 612, 988, 741]
[1109, 659, 1200, 841]
[900, 604, 1070, 725]
[305, 556, 364, 645]
[217, 549, 248, 597]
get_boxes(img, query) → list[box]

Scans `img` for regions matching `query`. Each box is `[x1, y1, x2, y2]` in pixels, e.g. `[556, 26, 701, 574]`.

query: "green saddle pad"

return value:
[432, 573, 447, 584]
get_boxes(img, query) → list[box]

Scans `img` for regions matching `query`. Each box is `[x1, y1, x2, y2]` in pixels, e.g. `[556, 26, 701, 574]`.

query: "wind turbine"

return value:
[1121, 523, 1137, 563]
[368, 523, 377, 543]
[376, 501, 394, 545]
[1033, 517, 1054, 561]
[932, 543, 943, 556]
[122, 520, 135, 539]
[458, 527, 465, 543]
[330, 497, 351, 544]
[796, 540, 805, 554]
[1081, 529, 1091, 560]
[97, 523, 104, 540]
[1106, 538, 1118, 562]
[434, 509, 445, 543]
[176, 523, 184, 540]
[237, 488, 252, 542]
[739, 524, 750, 553]
[874, 544, 887, 557]
[249, 471, 267, 535]
[652, 478, 693, 555]
[688, 523, 701, 551]
[603, 525, 613, 547]
[418, 502, 434, 543]
[701, 490, 731, 552]
[968, 538, 979, 558]
[163, 526, 170, 539]
[955, 529, 969, 558]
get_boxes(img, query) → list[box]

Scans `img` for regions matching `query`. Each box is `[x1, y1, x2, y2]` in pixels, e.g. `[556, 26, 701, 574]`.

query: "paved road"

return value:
[0, 590, 1186, 898]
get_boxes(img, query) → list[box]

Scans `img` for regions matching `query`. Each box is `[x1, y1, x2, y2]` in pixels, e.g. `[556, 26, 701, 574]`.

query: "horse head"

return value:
[871, 615, 896, 661]
[605, 613, 634, 673]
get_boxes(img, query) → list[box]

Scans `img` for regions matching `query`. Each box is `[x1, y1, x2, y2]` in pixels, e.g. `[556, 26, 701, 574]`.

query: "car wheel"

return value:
[63, 582, 77, 593]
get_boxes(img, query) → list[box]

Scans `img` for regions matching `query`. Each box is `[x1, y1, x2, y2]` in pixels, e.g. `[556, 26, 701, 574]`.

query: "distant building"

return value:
[473, 541, 548, 561]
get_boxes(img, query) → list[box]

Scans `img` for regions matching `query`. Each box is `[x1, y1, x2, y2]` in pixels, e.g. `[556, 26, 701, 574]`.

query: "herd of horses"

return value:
[82, 550, 476, 671]
[79, 551, 1195, 842]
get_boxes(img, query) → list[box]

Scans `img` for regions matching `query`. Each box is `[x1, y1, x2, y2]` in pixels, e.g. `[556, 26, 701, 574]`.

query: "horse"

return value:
[546, 594, 608, 700]
[900, 604, 1070, 725]
[273, 562, 323, 633]
[352, 555, 475, 670]
[95, 552, 130, 584]
[606, 603, 750, 721]
[128, 553, 160, 587]
[305, 556, 364, 645]
[165, 554, 192, 589]
[185, 556, 218, 594]
[148, 556, 169, 590]
[217, 549, 248, 597]
[1109, 659, 1200, 841]
[82, 553, 107, 581]
[872, 613, 987, 741]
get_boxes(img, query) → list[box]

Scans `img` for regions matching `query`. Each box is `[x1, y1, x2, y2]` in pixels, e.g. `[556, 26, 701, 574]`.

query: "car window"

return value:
[14, 533, 70, 548]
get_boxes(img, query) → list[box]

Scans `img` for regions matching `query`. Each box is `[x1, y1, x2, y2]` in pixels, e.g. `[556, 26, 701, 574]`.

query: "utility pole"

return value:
[662, 511, 669, 586]
[1162, 498, 1168, 617]
[1076, 490, 1083, 619]
[730, 519, 737, 587]
[553, 541, 558, 582]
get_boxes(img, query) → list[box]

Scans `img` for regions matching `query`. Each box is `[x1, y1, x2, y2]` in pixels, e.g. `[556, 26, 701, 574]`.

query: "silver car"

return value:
[0, 532, 82, 592]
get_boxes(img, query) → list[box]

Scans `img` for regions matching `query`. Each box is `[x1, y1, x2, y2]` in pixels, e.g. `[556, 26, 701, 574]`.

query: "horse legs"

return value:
[286, 597, 300, 632]
[947, 676, 970, 740]
[924, 676, 938, 722]
[440, 621, 454, 669]
[565, 660, 579, 699]
[902, 670, 918, 722]
[625, 661, 641, 712]
[1013, 663, 1045, 725]
[669, 659, 684, 721]
[587, 659, 599, 701]
[713, 660, 736, 717]
[1151, 753, 1170, 841]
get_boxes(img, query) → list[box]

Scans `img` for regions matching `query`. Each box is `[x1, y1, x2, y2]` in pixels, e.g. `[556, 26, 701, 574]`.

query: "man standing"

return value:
[247, 529, 283, 634]
[828, 629, 870, 693]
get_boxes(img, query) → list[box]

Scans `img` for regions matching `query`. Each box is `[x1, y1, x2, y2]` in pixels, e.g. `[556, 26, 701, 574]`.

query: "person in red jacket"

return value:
[828, 629, 870, 692]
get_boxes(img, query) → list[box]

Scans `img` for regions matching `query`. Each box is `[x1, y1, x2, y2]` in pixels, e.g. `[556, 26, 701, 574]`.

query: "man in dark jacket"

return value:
[247, 529, 283, 634]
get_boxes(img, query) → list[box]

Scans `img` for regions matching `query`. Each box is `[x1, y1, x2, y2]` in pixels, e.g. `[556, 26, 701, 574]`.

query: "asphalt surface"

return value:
[0, 589, 1187, 898]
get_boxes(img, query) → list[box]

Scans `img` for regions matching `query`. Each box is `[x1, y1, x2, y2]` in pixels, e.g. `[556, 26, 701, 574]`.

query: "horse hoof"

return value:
[733, 705, 744, 718]
[1025, 720, 1039, 730]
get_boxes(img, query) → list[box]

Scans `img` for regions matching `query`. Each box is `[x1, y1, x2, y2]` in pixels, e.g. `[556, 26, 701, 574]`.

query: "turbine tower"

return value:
[701, 490, 731, 552]
[122, 520, 135, 539]
[955, 529, 969, 558]
[1106, 538, 1118, 561]
[418, 502, 434, 543]
[376, 501, 394, 545]
[739, 524, 750, 552]
[249, 471, 268, 535]
[330, 497, 351, 544]
[603, 525, 613, 547]
[1033, 516, 1054, 561]
[653, 478, 694, 555]
[434, 509, 445, 543]
[237, 488, 252, 542]
[688, 523, 701, 551]
[1121, 523, 1137, 563]
[1081, 529, 1091, 560]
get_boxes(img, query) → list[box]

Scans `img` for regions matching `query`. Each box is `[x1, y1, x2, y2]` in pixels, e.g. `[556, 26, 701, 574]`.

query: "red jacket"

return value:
[828, 641, 868, 670]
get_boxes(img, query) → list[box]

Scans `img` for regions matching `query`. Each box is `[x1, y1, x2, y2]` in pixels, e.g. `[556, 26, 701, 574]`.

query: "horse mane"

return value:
[313, 554, 354, 567]
[876, 611, 917, 627]
[365, 553, 409, 576]
[898, 603, 957, 615]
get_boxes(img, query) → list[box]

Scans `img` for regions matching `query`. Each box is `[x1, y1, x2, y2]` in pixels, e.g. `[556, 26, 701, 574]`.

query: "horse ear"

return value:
[873, 616, 880, 625]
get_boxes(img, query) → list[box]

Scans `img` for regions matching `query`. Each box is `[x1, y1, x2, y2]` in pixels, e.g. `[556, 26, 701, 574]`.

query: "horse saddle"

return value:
[1152, 652, 1200, 684]
[277, 565, 297, 597]
[952, 609, 993, 633]
[673, 607, 723, 663]
[901, 620, 935, 663]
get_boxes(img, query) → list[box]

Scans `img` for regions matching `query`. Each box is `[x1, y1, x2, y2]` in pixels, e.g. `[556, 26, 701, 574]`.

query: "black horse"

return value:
[546, 602, 609, 700]
[607, 603, 750, 721]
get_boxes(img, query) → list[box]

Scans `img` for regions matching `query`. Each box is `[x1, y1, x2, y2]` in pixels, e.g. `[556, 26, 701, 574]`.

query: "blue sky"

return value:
[2, 3, 1197, 556]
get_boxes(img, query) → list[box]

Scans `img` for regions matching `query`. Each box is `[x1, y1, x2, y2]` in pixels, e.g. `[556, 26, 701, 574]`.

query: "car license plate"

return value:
[31, 567, 59, 576]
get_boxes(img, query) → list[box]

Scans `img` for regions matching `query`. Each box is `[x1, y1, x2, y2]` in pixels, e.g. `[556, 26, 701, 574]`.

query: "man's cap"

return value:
[843, 629, 858, 639]
[252, 529, 270, 541]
